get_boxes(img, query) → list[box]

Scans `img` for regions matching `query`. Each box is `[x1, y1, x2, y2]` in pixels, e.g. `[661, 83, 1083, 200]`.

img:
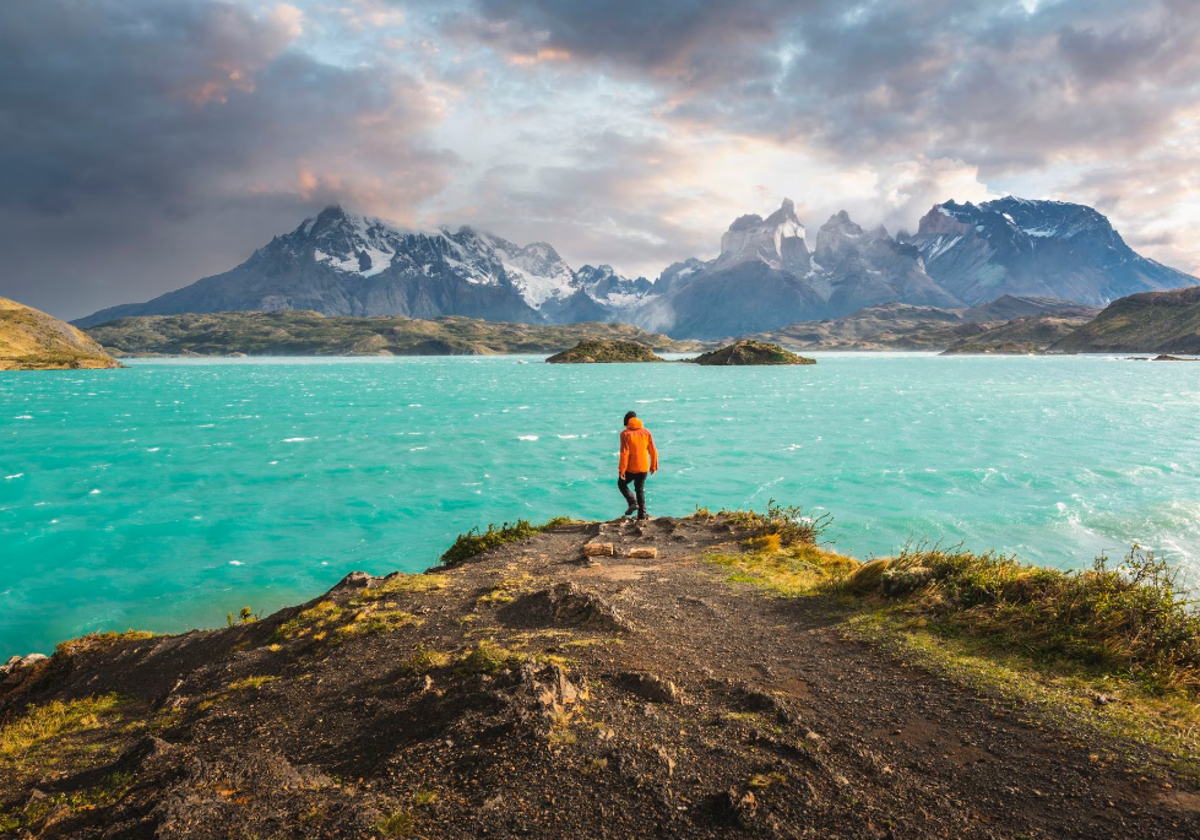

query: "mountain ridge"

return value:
[74, 198, 1197, 339]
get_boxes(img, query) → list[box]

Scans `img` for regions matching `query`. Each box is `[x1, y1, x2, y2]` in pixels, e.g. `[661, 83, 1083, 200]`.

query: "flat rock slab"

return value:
[628, 547, 658, 559]
[583, 542, 615, 557]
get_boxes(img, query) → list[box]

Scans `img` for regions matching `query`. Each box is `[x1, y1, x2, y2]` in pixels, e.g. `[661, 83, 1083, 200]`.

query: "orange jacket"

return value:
[619, 418, 658, 475]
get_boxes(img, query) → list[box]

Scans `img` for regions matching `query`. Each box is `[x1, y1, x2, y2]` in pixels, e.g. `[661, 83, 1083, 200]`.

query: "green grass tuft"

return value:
[457, 639, 526, 674]
[375, 808, 416, 838]
[720, 499, 832, 547]
[0, 695, 125, 758]
[439, 517, 576, 567]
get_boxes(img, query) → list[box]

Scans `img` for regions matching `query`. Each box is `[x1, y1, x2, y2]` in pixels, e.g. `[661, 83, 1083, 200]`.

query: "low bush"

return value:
[457, 639, 525, 674]
[883, 543, 1200, 695]
[722, 499, 832, 547]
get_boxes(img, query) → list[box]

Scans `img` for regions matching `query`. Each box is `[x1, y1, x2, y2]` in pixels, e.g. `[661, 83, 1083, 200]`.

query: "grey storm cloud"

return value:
[0, 0, 451, 318]
[448, 131, 723, 275]
[442, 0, 1200, 173]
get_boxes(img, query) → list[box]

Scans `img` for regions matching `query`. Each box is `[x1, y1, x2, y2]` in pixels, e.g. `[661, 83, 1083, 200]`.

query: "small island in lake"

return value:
[545, 339, 666, 363]
[690, 340, 815, 365]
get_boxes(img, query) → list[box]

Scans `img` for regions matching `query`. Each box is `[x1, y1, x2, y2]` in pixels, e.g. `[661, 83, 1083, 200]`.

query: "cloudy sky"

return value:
[2, 0, 1199, 320]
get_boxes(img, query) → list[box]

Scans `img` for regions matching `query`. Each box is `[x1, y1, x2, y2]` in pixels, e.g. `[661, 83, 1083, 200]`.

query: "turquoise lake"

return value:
[2, 354, 1199, 656]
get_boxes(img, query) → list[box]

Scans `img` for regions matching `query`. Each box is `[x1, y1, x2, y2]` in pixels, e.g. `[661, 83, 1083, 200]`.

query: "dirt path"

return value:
[2, 514, 1197, 839]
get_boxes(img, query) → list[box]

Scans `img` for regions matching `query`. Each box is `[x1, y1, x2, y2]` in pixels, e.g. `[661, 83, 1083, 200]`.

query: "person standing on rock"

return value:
[618, 411, 658, 520]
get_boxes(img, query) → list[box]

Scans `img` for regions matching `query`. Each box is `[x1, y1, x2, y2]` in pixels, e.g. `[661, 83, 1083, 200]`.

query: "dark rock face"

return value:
[905, 197, 1198, 306]
[813, 211, 962, 315]
[637, 261, 830, 340]
[630, 202, 960, 338]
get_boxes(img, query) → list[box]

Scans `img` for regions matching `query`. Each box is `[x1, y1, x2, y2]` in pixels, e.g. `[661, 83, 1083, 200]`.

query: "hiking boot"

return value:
[636, 513, 649, 521]
[624, 503, 638, 517]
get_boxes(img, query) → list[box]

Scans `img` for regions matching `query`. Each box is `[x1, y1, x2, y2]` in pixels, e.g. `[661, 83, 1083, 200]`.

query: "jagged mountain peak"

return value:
[819, 210, 862, 233]
[717, 198, 808, 273]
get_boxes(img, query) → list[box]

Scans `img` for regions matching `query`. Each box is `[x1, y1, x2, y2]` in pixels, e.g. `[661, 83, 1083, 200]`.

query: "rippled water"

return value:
[2, 354, 1198, 655]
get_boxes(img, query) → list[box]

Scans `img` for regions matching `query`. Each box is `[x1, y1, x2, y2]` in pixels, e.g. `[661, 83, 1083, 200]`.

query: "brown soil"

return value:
[2, 515, 1197, 839]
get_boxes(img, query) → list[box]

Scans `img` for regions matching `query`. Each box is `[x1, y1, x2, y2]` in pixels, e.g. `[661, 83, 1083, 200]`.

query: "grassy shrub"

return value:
[375, 808, 416, 838]
[400, 645, 451, 674]
[457, 639, 525, 675]
[844, 559, 893, 594]
[440, 517, 578, 567]
[722, 499, 832, 547]
[883, 544, 1200, 695]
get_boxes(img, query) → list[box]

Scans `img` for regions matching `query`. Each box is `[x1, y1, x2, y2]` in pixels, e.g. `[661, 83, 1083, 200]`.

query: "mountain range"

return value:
[75, 198, 1198, 339]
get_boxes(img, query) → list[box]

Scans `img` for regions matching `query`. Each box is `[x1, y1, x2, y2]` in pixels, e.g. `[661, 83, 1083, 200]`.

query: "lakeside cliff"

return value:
[2, 510, 1198, 838]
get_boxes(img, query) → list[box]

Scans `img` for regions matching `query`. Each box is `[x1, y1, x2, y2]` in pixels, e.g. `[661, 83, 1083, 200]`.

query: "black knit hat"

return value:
[623, 411, 637, 425]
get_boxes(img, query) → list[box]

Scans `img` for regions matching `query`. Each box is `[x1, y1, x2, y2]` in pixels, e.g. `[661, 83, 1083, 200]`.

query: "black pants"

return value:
[618, 472, 648, 516]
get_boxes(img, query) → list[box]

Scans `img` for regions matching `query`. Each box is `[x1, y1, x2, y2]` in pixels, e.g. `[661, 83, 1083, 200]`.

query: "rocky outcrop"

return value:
[2, 513, 1197, 839]
[0, 653, 48, 689]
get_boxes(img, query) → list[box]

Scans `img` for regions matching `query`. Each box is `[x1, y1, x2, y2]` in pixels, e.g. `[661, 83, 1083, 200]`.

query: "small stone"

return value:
[620, 672, 681, 704]
[628, 547, 658, 559]
[583, 542, 615, 557]
[336, 571, 373, 589]
[1093, 692, 1116, 706]
[725, 787, 759, 825]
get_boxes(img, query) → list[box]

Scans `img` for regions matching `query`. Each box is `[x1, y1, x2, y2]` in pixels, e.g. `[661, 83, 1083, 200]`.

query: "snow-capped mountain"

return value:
[715, 198, 811, 274]
[627, 200, 959, 338]
[575, 265, 654, 307]
[75, 198, 1198, 339]
[903, 197, 1197, 306]
[76, 206, 652, 327]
